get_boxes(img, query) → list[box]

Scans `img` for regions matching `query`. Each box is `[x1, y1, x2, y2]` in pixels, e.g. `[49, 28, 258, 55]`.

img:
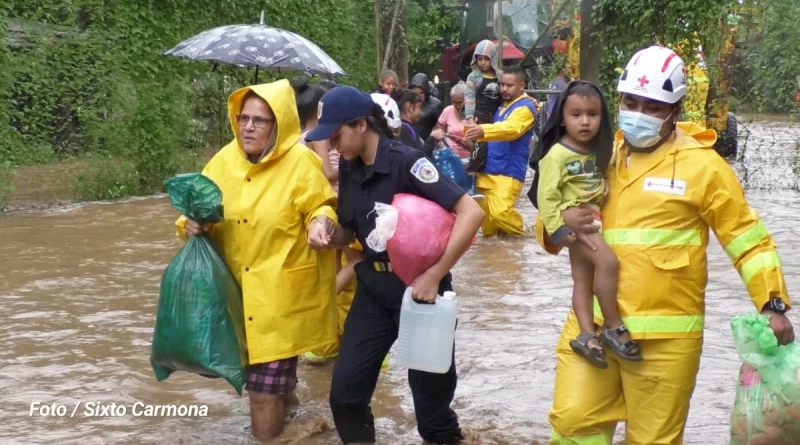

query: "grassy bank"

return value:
[2, 149, 210, 213]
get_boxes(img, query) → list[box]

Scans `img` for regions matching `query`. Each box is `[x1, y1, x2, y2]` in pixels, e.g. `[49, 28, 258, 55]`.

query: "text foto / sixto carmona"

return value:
[29, 401, 209, 417]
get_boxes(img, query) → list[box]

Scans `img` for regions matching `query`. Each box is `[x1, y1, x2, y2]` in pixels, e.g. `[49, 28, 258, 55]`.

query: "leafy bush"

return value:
[736, 0, 800, 113]
[1, 0, 396, 200]
[593, 0, 731, 112]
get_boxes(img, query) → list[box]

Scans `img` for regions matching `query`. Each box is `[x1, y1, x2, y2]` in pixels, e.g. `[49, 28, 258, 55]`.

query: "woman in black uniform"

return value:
[306, 86, 484, 445]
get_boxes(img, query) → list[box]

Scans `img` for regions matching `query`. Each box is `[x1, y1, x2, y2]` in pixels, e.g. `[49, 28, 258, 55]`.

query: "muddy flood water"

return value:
[2, 118, 800, 444]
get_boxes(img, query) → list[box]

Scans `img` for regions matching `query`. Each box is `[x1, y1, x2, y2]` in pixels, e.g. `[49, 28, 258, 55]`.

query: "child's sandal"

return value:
[569, 333, 608, 369]
[601, 325, 643, 361]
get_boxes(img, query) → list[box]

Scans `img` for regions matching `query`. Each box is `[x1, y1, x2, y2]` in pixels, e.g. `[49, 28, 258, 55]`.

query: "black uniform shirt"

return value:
[338, 136, 465, 261]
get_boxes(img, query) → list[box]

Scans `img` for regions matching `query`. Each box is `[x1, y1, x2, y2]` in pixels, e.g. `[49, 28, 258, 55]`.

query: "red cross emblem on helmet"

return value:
[637, 76, 650, 88]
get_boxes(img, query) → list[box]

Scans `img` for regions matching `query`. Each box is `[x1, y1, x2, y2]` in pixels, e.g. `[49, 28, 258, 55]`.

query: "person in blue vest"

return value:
[464, 65, 536, 236]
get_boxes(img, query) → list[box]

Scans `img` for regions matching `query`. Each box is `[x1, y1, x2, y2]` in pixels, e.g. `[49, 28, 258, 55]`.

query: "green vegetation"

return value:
[733, 0, 800, 113]
[593, 0, 731, 111]
[1, 0, 456, 204]
[593, 0, 800, 115]
[5, 0, 797, 207]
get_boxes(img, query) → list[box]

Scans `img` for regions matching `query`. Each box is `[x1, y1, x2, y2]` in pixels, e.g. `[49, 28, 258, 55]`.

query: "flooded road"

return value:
[2, 119, 800, 444]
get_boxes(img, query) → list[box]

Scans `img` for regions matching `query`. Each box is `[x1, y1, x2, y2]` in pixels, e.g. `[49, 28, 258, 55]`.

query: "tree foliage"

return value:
[406, 0, 460, 76]
[735, 0, 800, 113]
[3, 0, 453, 200]
[593, 0, 732, 110]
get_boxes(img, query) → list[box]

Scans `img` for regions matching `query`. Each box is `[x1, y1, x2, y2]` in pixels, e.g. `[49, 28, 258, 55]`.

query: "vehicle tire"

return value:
[714, 112, 738, 158]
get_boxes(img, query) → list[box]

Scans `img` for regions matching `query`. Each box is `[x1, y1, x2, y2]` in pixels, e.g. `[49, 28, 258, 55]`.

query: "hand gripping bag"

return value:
[366, 193, 456, 286]
[151, 173, 247, 395]
[729, 312, 800, 445]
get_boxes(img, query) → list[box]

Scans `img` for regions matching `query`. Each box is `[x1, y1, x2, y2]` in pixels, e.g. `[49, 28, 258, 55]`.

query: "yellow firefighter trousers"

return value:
[549, 311, 702, 445]
[475, 173, 527, 236]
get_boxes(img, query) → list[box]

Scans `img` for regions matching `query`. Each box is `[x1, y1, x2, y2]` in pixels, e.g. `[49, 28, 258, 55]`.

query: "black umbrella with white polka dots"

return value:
[163, 13, 347, 81]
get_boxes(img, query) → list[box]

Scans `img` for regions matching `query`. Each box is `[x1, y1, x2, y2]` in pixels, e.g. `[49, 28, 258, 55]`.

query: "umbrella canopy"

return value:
[164, 23, 347, 78]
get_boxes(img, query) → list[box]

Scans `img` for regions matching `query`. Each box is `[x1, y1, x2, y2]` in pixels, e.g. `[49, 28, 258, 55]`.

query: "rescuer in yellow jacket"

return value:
[464, 66, 535, 236]
[176, 79, 338, 441]
[547, 46, 796, 445]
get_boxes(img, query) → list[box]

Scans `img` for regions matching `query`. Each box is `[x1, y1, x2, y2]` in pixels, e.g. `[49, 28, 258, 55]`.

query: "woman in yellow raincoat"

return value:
[547, 46, 795, 445]
[177, 79, 338, 441]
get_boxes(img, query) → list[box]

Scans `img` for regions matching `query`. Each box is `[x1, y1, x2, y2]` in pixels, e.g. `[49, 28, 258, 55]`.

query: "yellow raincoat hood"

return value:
[227, 80, 302, 165]
[176, 80, 339, 364]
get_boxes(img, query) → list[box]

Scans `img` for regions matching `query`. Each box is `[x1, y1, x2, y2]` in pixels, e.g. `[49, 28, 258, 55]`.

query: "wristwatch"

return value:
[763, 297, 788, 315]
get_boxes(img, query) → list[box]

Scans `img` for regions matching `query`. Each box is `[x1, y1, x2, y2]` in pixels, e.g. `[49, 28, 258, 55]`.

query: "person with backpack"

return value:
[547, 45, 794, 445]
[529, 80, 641, 369]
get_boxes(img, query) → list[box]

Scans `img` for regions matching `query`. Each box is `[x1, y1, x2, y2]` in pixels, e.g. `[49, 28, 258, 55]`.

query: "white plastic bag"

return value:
[366, 202, 399, 252]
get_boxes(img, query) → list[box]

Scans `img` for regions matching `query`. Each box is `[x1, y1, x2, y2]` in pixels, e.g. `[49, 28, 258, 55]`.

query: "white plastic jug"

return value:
[395, 287, 458, 374]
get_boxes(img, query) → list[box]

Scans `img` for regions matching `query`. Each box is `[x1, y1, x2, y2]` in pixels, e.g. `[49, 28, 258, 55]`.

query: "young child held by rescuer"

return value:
[532, 80, 642, 368]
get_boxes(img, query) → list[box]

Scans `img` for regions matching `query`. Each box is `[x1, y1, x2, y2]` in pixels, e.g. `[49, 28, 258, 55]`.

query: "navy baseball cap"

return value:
[306, 86, 375, 141]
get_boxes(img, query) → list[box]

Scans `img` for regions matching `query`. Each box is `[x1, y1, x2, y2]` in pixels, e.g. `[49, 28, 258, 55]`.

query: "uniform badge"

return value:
[411, 158, 439, 184]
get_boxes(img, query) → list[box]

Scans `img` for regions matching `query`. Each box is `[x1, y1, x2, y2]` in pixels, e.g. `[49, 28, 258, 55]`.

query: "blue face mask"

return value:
[618, 109, 670, 149]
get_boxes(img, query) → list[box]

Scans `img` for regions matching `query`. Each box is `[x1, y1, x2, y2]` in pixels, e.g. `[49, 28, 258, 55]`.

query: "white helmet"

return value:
[617, 46, 687, 104]
[370, 93, 402, 130]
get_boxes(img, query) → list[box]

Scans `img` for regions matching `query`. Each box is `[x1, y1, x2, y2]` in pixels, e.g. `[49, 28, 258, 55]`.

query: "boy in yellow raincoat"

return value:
[176, 79, 338, 441]
[548, 46, 795, 445]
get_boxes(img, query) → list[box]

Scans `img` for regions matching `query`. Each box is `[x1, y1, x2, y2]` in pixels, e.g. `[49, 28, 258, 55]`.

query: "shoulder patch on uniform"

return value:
[410, 157, 439, 184]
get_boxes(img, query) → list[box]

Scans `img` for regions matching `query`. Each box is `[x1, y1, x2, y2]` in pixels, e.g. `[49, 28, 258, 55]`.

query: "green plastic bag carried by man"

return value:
[150, 173, 247, 395]
[730, 312, 800, 444]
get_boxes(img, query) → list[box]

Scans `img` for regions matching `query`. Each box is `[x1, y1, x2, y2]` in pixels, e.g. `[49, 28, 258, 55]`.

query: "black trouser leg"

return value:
[408, 339, 462, 444]
[329, 268, 397, 444]
[330, 262, 462, 444]
[396, 276, 462, 444]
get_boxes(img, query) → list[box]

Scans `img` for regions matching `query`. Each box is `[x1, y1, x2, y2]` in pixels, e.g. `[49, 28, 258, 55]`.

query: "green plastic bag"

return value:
[730, 312, 800, 445]
[150, 173, 247, 395]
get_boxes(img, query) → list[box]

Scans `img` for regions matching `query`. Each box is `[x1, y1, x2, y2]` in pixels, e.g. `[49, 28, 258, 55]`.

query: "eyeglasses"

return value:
[236, 114, 275, 129]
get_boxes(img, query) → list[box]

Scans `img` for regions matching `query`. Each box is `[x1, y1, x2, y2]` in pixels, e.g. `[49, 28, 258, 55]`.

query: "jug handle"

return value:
[404, 287, 436, 305]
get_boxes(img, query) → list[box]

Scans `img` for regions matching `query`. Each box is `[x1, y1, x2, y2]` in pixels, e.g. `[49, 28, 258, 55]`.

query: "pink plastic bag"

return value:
[366, 193, 456, 286]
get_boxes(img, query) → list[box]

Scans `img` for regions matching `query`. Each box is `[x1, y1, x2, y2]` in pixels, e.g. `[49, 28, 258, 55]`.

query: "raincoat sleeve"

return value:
[698, 156, 790, 311]
[294, 154, 338, 228]
[175, 216, 189, 241]
[479, 106, 535, 142]
[464, 71, 481, 120]
[537, 154, 570, 244]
